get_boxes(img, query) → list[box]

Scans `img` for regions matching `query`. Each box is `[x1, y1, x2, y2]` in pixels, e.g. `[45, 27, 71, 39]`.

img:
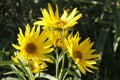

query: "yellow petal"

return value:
[61, 10, 68, 20]
[48, 3, 55, 20]
[12, 44, 21, 50]
[55, 4, 59, 18]
[66, 8, 78, 21]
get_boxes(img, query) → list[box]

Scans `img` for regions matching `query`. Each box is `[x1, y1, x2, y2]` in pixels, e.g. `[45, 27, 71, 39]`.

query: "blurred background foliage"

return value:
[0, 0, 120, 80]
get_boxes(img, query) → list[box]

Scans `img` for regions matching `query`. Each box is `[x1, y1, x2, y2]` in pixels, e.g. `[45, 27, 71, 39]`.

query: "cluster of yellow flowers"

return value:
[12, 3, 99, 75]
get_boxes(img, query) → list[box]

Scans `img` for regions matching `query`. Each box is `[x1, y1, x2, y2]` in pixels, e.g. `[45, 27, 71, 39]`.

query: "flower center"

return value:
[26, 43, 36, 53]
[73, 51, 82, 60]
[56, 19, 67, 29]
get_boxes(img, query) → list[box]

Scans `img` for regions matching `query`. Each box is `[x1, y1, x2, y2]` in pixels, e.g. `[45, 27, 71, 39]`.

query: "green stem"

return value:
[62, 58, 72, 80]
[58, 53, 65, 80]
[55, 48, 59, 79]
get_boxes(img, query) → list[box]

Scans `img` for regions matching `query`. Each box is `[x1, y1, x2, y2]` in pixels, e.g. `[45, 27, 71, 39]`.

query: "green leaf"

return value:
[4, 71, 26, 80]
[1, 77, 19, 80]
[35, 72, 57, 80]
[10, 65, 26, 80]
[111, 5, 120, 52]
[66, 77, 82, 80]
[0, 61, 19, 66]
[45, 53, 56, 61]
[17, 58, 35, 80]
[111, 4, 120, 37]
[61, 68, 81, 80]
[95, 28, 110, 53]
[67, 69, 81, 79]
[71, 64, 81, 78]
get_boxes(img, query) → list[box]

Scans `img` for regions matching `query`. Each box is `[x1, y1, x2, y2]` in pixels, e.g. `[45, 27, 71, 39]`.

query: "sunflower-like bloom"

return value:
[65, 32, 99, 74]
[12, 24, 54, 63]
[34, 3, 82, 30]
[48, 30, 68, 50]
[12, 52, 48, 73]
[12, 52, 48, 74]
[28, 60, 48, 73]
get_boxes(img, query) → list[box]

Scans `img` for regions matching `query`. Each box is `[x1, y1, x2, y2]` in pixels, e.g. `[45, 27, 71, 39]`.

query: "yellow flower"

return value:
[28, 60, 48, 73]
[49, 30, 68, 50]
[12, 52, 48, 73]
[65, 32, 99, 74]
[12, 24, 54, 63]
[34, 3, 82, 30]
